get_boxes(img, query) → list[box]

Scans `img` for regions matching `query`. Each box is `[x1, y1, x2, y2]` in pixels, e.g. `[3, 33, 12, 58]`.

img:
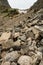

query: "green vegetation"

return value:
[0, 5, 19, 17]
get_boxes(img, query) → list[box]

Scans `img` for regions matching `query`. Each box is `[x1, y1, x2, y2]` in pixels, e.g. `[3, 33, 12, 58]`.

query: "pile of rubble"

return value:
[0, 9, 43, 65]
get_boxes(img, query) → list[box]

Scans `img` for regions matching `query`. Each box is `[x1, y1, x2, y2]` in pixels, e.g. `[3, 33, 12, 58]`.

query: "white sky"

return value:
[7, 0, 37, 10]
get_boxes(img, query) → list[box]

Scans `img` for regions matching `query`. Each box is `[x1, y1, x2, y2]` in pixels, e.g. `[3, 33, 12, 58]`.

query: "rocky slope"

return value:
[0, 0, 43, 65]
[27, 0, 43, 12]
[0, 0, 10, 7]
[31, 0, 43, 10]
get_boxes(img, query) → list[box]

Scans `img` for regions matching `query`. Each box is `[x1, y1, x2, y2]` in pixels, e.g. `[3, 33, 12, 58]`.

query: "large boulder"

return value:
[1, 62, 10, 65]
[3, 51, 20, 62]
[18, 55, 32, 65]
[0, 32, 11, 42]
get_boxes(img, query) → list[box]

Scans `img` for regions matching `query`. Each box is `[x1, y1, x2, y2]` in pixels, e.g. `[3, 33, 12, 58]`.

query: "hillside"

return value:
[0, 0, 43, 65]
[29, 0, 43, 11]
[0, 0, 19, 17]
[0, 0, 10, 7]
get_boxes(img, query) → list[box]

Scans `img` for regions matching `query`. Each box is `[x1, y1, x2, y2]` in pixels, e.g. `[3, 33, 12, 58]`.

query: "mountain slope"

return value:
[0, 0, 10, 7]
[30, 0, 43, 11]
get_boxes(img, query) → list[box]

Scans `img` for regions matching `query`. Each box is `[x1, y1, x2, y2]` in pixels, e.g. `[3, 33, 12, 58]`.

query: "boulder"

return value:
[0, 32, 11, 42]
[1, 62, 10, 65]
[18, 55, 32, 65]
[39, 60, 43, 65]
[1, 39, 13, 49]
[34, 25, 43, 31]
[3, 51, 20, 62]
[19, 35, 26, 42]
[40, 39, 43, 45]
[11, 62, 17, 65]
[1, 39, 21, 50]
[12, 32, 20, 38]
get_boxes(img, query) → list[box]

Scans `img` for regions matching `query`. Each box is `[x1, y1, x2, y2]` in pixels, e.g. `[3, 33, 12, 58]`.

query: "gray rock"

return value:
[15, 28, 21, 32]
[25, 30, 34, 39]
[29, 19, 39, 26]
[18, 55, 32, 65]
[5, 28, 13, 32]
[1, 62, 10, 65]
[13, 39, 21, 47]
[40, 39, 43, 45]
[34, 25, 43, 38]
[40, 32, 43, 37]
[38, 14, 43, 20]
[12, 32, 20, 38]
[19, 35, 26, 41]
[32, 27, 40, 34]
[3, 51, 20, 62]
[39, 60, 43, 65]
[11, 62, 17, 65]
[9, 48, 13, 52]
[27, 37, 32, 46]
[0, 32, 11, 42]
[32, 51, 42, 65]
[34, 25, 43, 31]
[1, 39, 14, 49]
[38, 47, 43, 53]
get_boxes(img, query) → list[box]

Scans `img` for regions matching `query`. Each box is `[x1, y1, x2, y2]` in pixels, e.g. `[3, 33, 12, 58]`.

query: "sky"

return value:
[7, 0, 37, 10]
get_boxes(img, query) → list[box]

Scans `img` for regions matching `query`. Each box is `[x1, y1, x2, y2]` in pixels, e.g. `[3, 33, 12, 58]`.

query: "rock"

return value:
[11, 62, 17, 65]
[20, 48, 29, 55]
[1, 51, 7, 58]
[12, 32, 20, 38]
[1, 62, 10, 65]
[29, 19, 39, 26]
[37, 20, 43, 25]
[40, 31, 43, 37]
[19, 21, 25, 27]
[35, 25, 43, 37]
[18, 55, 32, 65]
[38, 14, 43, 20]
[9, 48, 13, 52]
[1, 39, 14, 49]
[38, 47, 43, 53]
[21, 26, 29, 34]
[27, 37, 32, 46]
[20, 39, 36, 55]
[32, 27, 40, 34]
[19, 35, 26, 41]
[40, 39, 43, 45]
[41, 20, 43, 24]
[35, 33, 40, 40]
[32, 51, 42, 65]
[0, 44, 2, 53]
[1, 39, 21, 49]
[0, 32, 11, 42]
[32, 27, 40, 39]
[25, 30, 34, 39]
[36, 51, 42, 60]
[14, 32, 19, 38]
[34, 25, 43, 31]
[39, 60, 43, 65]
[3, 51, 20, 62]
[6, 28, 13, 32]
[13, 40, 21, 47]
[15, 28, 21, 32]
